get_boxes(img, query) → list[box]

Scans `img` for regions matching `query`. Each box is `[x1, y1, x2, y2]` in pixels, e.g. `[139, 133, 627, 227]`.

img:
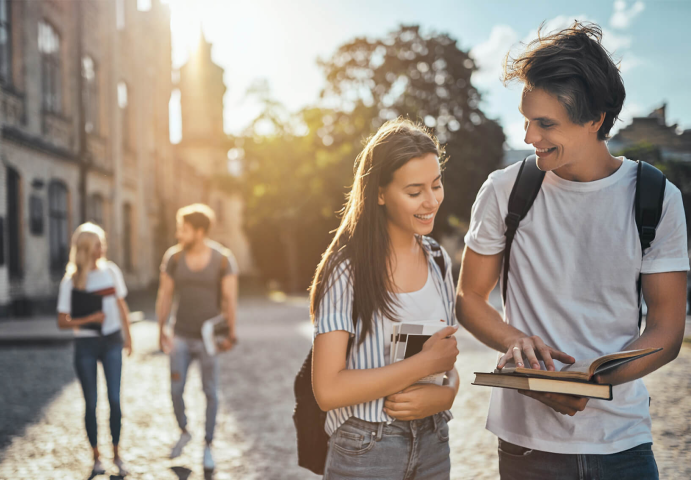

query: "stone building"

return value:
[0, 0, 251, 317]
[609, 104, 691, 162]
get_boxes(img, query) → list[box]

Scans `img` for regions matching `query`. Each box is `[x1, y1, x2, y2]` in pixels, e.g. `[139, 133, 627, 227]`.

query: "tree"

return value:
[318, 24, 505, 233]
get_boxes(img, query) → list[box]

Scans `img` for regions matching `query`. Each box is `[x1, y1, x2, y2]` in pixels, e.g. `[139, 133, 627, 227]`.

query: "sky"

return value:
[158, 0, 691, 150]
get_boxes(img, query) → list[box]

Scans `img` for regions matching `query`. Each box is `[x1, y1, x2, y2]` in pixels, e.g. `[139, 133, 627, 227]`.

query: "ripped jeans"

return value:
[169, 336, 219, 444]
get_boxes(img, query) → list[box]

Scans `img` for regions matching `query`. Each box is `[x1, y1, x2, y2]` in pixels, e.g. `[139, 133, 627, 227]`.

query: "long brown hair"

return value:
[309, 118, 444, 345]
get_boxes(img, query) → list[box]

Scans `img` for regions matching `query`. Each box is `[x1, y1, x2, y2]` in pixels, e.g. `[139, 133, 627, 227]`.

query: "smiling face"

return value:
[377, 153, 444, 237]
[519, 87, 603, 173]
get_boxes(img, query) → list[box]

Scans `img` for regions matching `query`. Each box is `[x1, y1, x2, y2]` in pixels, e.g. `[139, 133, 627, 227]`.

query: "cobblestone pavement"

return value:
[0, 298, 689, 479]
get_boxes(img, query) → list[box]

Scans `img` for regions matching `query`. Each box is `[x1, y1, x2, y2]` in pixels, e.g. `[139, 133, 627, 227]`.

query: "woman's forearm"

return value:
[315, 354, 435, 411]
[57, 312, 99, 329]
[117, 299, 132, 340]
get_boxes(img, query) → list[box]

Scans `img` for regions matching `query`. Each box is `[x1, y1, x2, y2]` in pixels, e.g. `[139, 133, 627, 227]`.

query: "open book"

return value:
[472, 347, 663, 401]
[496, 347, 662, 381]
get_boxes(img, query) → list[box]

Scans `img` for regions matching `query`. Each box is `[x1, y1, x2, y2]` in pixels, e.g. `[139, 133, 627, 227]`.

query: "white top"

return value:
[465, 158, 689, 455]
[383, 267, 449, 365]
[57, 261, 128, 337]
[313, 236, 457, 436]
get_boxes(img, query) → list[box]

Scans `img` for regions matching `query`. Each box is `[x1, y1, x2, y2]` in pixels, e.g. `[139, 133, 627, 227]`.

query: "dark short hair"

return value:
[503, 21, 625, 141]
[176, 203, 215, 233]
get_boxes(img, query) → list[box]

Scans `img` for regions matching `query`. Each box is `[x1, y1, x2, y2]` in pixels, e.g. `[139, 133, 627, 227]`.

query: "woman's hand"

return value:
[384, 383, 455, 421]
[497, 335, 574, 371]
[420, 325, 459, 375]
[123, 335, 133, 356]
[90, 311, 106, 324]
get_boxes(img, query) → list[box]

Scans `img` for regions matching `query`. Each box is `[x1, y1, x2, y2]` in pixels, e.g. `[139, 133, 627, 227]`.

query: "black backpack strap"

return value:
[503, 155, 545, 304]
[635, 160, 667, 328]
[425, 236, 448, 277]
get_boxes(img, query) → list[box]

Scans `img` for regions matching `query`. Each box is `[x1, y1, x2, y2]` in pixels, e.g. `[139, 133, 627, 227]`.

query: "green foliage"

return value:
[230, 25, 505, 290]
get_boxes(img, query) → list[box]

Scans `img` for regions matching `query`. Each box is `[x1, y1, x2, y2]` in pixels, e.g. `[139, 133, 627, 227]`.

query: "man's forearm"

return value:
[597, 323, 684, 386]
[156, 293, 172, 330]
[457, 291, 528, 352]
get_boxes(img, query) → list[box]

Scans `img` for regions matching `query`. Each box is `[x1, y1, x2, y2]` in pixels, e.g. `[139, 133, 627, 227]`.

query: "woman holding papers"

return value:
[310, 118, 460, 479]
[56, 222, 132, 477]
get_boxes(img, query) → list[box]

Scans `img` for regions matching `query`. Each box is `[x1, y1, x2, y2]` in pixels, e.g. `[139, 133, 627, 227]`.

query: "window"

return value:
[38, 21, 61, 113]
[123, 203, 133, 271]
[7, 167, 21, 279]
[87, 193, 104, 226]
[82, 56, 99, 134]
[116, 0, 125, 30]
[118, 81, 132, 149]
[0, 0, 11, 82]
[49, 181, 70, 274]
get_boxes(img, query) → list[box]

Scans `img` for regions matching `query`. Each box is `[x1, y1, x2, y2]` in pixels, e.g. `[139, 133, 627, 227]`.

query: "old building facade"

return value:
[0, 0, 251, 317]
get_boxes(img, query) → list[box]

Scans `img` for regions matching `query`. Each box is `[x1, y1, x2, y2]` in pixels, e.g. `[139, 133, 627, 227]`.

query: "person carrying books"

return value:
[311, 118, 460, 479]
[456, 22, 689, 479]
[156, 204, 238, 471]
[56, 222, 133, 477]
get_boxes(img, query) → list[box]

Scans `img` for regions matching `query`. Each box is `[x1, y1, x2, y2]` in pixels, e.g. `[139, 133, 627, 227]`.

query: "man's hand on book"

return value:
[518, 390, 589, 416]
[497, 335, 575, 371]
[383, 384, 454, 421]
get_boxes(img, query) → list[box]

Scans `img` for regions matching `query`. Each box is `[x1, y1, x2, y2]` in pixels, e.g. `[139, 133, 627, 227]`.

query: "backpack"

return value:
[293, 237, 447, 475]
[502, 155, 667, 328]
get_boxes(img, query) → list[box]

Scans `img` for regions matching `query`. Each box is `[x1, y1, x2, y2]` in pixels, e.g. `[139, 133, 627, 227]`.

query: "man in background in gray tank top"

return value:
[156, 203, 239, 471]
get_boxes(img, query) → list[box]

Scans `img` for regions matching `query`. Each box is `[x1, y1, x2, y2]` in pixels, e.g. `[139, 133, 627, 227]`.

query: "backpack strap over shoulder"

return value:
[425, 236, 448, 277]
[635, 160, 667, 328]
[503, 155, 545, 303]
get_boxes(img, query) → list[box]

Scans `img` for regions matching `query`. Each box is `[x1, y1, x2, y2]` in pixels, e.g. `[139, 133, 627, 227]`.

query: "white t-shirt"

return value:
[383, 266, 449, 365]
[57, 261, 128, 337]
[464, 158, 689, 455]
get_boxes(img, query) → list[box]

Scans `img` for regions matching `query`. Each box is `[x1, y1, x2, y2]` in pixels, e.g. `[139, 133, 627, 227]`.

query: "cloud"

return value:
[470, 25, 519, 88]
[610, 1, 645, 30]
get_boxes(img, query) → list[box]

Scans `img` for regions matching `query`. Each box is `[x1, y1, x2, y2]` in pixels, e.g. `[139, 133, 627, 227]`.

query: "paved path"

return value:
[0, 298, 689, 479]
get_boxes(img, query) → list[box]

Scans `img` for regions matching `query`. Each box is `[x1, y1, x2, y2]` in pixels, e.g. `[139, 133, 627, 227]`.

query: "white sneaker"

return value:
[203, 445, 215, 471]
[114, 457, 129, 476]
[92, 458, 106, 475]
[170, 431, 192, 459]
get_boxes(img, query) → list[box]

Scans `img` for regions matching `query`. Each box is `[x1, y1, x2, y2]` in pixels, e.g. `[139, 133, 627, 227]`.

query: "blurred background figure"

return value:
[56, 222, 132, 477]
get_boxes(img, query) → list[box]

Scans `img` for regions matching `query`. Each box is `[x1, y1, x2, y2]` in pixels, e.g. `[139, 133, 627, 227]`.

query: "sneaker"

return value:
[170, 431, 192, 459]
[114, 458, 129, 476]
[203, 445, 215, 471]
[92, 458, 106, 475]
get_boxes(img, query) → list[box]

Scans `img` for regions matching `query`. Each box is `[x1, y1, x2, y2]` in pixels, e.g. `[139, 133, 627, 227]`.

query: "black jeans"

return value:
[498, 438, 658, 480]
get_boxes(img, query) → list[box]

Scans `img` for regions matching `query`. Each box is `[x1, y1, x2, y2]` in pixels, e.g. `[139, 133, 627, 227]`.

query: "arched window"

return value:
[49, 180, 70, 274]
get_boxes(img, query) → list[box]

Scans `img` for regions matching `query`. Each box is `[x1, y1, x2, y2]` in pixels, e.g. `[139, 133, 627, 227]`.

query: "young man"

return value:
[457, 23, 688, 479]
[157, 204, 239, 471]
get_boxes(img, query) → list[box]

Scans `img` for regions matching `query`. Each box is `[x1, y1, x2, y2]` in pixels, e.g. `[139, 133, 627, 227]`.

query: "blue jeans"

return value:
[498, 438, 659, 480]
[324, 414, 451, 480]
[74, 332, 123, 447]
[170, 336, 219, 444]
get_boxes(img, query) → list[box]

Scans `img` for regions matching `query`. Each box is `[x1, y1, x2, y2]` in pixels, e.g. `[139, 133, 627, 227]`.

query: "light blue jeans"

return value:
[323, 414, 451, 480]
[170, 336, 219, 444]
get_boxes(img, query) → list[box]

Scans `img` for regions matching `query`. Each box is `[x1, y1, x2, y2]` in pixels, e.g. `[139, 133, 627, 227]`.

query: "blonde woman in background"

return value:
[56, 222, 132, 477]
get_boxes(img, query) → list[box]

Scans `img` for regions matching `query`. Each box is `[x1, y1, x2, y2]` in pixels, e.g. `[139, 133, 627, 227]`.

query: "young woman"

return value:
[311, 118, 460, 479]
[56, 222, 133, 477]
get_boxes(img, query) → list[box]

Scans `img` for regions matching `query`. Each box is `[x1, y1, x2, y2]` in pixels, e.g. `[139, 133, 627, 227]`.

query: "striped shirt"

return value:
[313, 236, 457, 436]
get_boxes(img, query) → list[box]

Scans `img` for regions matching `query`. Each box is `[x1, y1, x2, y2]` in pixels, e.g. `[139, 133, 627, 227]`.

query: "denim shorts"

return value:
[498, 438, 658, 480]
[324, 413, 450, 480]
